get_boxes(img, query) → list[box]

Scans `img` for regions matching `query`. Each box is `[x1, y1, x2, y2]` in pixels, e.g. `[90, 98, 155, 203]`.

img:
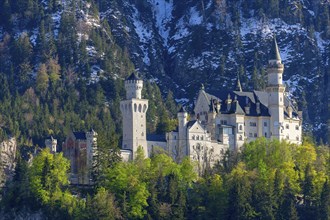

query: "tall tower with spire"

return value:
[267, 36, 285, 140]
[120, 72, 149, 159]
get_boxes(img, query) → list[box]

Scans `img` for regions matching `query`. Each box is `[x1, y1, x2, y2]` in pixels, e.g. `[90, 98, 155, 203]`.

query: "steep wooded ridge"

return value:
[0, 0, 329, 143]
[98, 0, 330, 142]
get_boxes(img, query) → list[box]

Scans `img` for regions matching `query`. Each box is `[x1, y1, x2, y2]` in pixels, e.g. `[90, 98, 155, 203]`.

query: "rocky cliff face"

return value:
[0, 138, 17, 188]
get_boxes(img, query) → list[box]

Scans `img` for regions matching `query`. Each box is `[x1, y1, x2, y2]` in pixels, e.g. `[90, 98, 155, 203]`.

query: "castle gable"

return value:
[194, 90, 215, 115]
[187, 120, 206, 134]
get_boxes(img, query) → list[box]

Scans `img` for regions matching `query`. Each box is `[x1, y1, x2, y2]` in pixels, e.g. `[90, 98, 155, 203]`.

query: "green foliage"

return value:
[85, 187, 122, 220]
[29, 149, 70, 205]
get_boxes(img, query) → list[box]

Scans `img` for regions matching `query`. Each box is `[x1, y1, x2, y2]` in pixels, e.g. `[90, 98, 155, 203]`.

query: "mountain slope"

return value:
[99, 0, 330, 142]
[0, 0, 329, 143]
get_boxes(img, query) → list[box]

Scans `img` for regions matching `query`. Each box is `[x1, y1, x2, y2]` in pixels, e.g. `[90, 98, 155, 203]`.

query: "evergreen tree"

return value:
[36, 63, 49, 93]
[278, 179, 299, 220]
[318, 180, 330, 220]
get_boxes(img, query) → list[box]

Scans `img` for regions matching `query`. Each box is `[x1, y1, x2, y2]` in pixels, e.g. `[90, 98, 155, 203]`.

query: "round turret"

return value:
[125, 72, 143, 99]
[267, 36, 284, 86]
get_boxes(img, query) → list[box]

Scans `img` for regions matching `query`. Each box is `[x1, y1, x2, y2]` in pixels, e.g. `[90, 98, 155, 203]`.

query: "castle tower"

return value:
[266, 36, 285, 140]
[177, 107, 188, 160]
[45, 136, 57, 153]
[207, 100, 217, 140]
[86, 129, 97, 184]
[120, 72, 148, 159]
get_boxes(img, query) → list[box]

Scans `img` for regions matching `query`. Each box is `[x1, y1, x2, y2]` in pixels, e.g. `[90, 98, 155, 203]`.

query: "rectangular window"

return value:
[254, 133, 257, 137]
[249, 133, 252, 137]
[221, 120, 227, 125]
[264, 122, 267, 127]
[250, 122, 257, 127]
[286, 124, 289, 129]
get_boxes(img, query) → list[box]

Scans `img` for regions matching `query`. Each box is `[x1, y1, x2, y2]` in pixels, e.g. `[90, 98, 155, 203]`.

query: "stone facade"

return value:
[45, 136, 57, 154]
[120, 37, 302, 171]
[120, 72, 149, 159]
[62, 130, 97, 185]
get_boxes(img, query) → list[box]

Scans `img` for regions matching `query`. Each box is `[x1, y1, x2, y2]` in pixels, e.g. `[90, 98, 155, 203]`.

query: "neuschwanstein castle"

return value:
[47, 37, 303, 184]
[119, 37, 302, 168]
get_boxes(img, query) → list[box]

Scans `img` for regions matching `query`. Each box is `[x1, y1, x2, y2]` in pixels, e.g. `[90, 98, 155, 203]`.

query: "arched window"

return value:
[143, 104, 147, 112]
[192, 135, 195, 140]
[196, 135, 199, 140]
[201, 136, 204, 140]
[239, 125, 243, 130]
[134, 103, 137, 112]
[138, 104, 142, 112]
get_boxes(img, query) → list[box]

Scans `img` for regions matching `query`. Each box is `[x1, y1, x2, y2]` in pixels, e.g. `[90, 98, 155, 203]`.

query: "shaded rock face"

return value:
[0, 138, 16, 188]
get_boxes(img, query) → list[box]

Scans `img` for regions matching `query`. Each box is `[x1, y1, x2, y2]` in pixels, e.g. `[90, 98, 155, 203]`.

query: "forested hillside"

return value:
[0, 1, 329, 218]
[1, 139, 329, 219]
[0, 0, 329, 144]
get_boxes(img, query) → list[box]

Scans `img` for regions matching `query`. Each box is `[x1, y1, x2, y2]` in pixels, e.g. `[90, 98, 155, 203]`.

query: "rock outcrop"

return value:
[0, 138, 17, 188]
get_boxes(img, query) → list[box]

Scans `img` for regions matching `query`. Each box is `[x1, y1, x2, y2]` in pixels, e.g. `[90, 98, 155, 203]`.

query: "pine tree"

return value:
[278, 179, 299, 220]
[36, 63, 49, 93]
[318, 180, 330, 220]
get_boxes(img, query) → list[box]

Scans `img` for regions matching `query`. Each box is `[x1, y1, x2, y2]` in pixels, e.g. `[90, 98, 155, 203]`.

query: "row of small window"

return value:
[248, 122, 300, 130]
[285, 125, 300, 130]
[242, 133, 300, 141]
[192, 135, 204, 140]
[192, 145, 204, 150]
[249, 122, 267, 127]
[286, 135, 300, 141]
[242, 132, 268, 139]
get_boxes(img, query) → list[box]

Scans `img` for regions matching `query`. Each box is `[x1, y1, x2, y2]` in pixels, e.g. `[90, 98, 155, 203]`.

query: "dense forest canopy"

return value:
[1, 139, 329, 219]
[0, 0, 329, 218]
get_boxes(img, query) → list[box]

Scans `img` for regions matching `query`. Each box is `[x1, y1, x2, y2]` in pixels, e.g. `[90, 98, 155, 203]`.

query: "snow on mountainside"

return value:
[98, 0, 329, 142]
[0, 0, 328, 142]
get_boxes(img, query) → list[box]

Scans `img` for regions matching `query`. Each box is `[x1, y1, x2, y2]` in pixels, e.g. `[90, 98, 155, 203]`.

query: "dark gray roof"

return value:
[187, 120, 198, 128]
[206, 90, 271, 117]
[126, 72, 140, 81]
[73, 132, 86, 140]
[147, 134, 166, 142]
[229, 100, 245, 115]
[270, 36, 281, 61]
[178, 106, 186, 113]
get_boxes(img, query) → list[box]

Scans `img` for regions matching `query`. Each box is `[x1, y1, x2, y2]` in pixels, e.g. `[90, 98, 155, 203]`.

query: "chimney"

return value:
[256, 101, 261, 115]
[226, 94, 232, 111]
[216, 100, 221, 113]
[245, 102, 250, 115]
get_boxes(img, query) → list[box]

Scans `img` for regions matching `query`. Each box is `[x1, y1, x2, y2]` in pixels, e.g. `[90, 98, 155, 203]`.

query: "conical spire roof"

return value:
[126, 72, 140, 81]
[235, 74, 242, 92]
[270, 35, 281, 61]
[178, 106, 186, 113]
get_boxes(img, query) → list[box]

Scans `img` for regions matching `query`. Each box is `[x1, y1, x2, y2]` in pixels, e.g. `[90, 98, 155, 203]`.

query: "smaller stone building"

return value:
[45, 136, 57, 154]
[62, 130, 97, 185]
